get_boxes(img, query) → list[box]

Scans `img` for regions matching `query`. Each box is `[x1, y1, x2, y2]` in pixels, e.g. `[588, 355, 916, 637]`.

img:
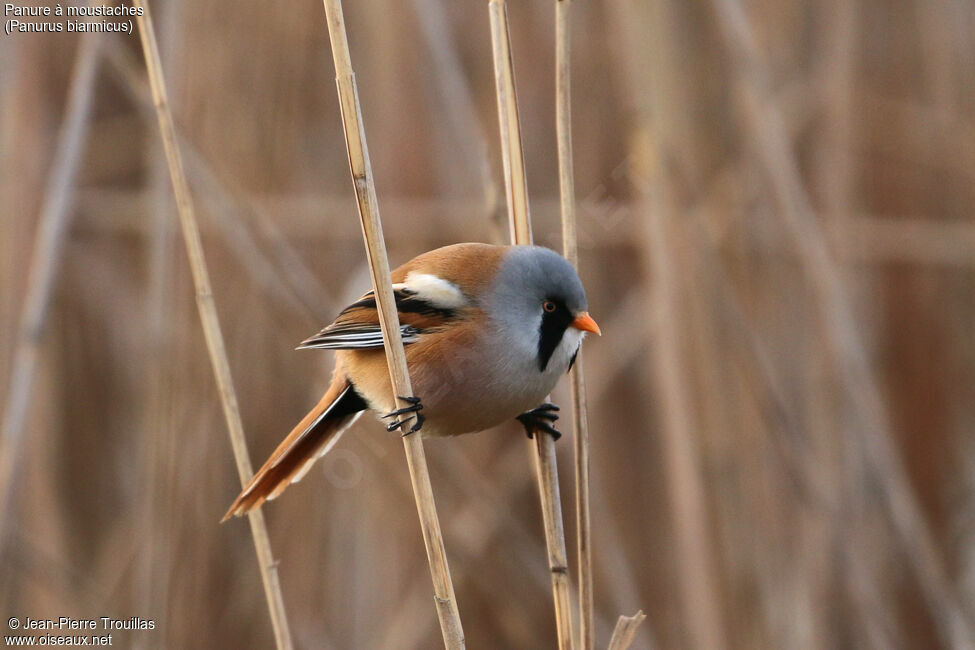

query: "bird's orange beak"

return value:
[571, 312, 601, 336]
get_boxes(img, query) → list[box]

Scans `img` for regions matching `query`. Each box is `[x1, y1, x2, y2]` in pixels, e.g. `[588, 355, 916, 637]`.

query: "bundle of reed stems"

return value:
[3, 0, 973, 648]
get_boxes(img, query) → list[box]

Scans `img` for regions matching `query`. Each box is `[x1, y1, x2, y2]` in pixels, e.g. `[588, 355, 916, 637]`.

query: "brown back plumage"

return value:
[389, 242, 505, 295]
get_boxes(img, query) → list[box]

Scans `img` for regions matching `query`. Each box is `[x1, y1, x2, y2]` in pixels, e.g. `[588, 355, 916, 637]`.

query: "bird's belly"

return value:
[418, 384, 542, 436]
[340, 346, 558, 438]
[410, 354, 558, 437]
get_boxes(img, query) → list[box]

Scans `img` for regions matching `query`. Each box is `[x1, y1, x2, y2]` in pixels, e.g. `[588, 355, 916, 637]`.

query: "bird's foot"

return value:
[383, 396, 425, 436]
[517, 403, 561, 440]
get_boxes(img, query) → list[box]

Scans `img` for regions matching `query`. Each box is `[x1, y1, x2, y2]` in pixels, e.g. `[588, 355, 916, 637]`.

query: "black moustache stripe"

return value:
[537, 301, 574, 372]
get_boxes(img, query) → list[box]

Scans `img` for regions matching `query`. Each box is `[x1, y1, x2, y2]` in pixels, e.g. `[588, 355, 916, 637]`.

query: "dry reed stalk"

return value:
[100, 41, 331, 326]
[489, 0, 532, 246]
[679, 181, 908, 645]
[135, 156, 176, 646]
[710, 1, 975, 647]
[608, 2, 728, 647]
[606, 610, 646, 650]
[319, 1, 465, 647]
[378, 425, 629, 646]
[554, 2, 594, 648]
[131, 4, 294, 649]
[135, 3, 181, 631]
[0, 31, 100, 556]
[636, 137, 729, 650]
[182, 146, 331, 322]
[808, 3, 857, 645]
[489, 2, 575, 648]
[409, 0, 499, 218]
[528, 434, 576, 650]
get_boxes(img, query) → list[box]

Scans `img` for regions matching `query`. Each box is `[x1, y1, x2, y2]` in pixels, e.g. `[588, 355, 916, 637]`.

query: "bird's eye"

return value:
[542, 300, 557, 313]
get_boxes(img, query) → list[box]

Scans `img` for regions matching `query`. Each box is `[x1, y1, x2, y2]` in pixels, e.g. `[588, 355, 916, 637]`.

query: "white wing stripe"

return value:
[403, 272, 467, 309]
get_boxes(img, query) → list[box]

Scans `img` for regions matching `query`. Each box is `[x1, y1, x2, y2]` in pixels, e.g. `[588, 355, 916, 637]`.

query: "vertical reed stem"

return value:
[489, 2, 575, 648]
[320, 1, 465, 647]
[131, 4, 294, 649]
[554, 2, 593, 648]
[489, 0, 532, 246]
[0, 31, 100, 557]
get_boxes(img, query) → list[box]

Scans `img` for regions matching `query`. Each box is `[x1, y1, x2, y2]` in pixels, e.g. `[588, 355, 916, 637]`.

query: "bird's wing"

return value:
[296, 284, 464, 351]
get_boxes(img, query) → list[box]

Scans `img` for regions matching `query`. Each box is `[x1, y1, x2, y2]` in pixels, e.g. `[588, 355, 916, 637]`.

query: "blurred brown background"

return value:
[2, 0, 975, 648]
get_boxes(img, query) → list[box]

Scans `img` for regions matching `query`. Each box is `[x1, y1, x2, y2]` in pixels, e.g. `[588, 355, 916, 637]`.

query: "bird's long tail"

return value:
[221, 379, 367, 521]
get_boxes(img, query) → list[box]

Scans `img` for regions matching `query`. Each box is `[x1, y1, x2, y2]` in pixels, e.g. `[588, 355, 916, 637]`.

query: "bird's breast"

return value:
[338, 324, 563, 437]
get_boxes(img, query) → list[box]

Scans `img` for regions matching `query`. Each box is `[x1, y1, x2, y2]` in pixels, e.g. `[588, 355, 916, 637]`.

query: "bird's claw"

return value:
[517, 403, 561, 440]
[384, 396, 425, 437]
[382, 396, 423, 418]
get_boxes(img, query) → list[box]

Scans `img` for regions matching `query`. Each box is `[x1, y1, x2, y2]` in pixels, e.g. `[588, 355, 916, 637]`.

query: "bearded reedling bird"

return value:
[222, 243, 600, 520]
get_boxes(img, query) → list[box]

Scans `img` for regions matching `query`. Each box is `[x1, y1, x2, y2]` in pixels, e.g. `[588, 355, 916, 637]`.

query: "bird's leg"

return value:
[383, 396, 425, 436]
[516, 402, 561, 440]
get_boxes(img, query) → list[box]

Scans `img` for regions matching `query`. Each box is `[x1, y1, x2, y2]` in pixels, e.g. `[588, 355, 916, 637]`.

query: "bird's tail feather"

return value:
[221, 380, 366, 521]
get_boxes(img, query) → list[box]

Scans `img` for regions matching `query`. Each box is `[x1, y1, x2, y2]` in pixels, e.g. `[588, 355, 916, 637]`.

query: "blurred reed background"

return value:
[2, 0, 975, 648]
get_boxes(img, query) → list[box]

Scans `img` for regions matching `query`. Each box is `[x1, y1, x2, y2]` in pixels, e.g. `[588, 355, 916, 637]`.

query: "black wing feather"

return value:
[296, 287, 451, 351]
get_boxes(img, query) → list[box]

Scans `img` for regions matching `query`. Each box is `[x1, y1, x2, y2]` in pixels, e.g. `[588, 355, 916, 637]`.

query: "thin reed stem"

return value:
[0, 31, 100, 558]
[131, 4, 294, 649]
[554, 2, 594, 648]
[320, 0, 465, 647]
[530, 433, 576, 650]
[100, 39, 332, 326]
[555, 0, 577, 269]
[489, 0, 532, 246]
[489, 2, 575, 648]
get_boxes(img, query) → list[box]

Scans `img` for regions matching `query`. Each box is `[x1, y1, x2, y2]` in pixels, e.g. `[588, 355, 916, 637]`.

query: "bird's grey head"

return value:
[487, 246, 594, 373]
